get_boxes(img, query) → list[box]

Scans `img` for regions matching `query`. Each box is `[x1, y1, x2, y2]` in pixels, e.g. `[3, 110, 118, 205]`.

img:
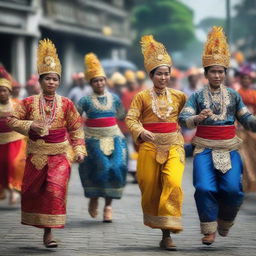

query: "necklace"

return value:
[150, 88, 173, 120]
[39, 93, 57, 125]
[204, 84, 229, 121]
[91, 91, 113, 111]
[0, 100, 13, 117]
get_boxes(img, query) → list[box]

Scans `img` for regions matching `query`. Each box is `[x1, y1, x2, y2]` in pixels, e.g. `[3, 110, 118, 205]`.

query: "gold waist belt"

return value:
[192, 136, 243, 173]
[27, 139, 69, 170]
[151, 131, 184, 164]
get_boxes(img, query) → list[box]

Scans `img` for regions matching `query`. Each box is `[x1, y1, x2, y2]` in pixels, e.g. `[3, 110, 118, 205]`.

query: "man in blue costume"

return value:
[179, 26, 256, 245]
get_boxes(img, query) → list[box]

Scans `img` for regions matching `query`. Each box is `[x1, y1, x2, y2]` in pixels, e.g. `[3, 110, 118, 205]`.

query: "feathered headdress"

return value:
[37, 38, 61, 76]
[84, 53, 106, 82]
[140, 35, 172, 73]
[202, 26, 230, 68]
[0, 66, 12, 91]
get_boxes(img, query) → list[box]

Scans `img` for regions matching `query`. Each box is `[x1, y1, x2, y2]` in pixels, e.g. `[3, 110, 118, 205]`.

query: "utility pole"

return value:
[226, 0, 231, 43]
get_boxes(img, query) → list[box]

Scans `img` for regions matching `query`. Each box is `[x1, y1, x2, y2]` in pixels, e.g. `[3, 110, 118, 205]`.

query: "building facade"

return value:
[0, 0, 135, 88]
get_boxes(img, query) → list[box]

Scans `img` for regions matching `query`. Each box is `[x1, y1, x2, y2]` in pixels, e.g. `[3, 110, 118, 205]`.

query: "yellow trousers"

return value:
[137, 142, 185, 232]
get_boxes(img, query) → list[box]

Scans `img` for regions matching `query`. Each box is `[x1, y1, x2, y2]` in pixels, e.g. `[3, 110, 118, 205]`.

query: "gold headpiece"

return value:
[136, 70, 146, 80]
[0, 66, 12, 91]
[202, 26, 230, 68]
[141, 35, 172, 73]
[124, 70, 136, 83]
[111, 72, 126, 86]
[37, 38, 61, 76]
[84, 53, 106, 82]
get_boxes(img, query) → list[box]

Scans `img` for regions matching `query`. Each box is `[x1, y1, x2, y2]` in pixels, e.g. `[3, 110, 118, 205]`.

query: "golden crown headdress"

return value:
[0, 66, 12, 91]
[202, 26, 230, 68]
[141, 35, 172, 73]
[84, 53, 106, 82]
[37, 38, 61, 76]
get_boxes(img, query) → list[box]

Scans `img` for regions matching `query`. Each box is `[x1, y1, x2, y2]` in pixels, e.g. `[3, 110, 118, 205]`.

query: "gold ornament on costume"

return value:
[37, 38, 62, 76]
[84, 53, 106, 82]
[202, 26, 230, 68]
[140, 35, 172, 73]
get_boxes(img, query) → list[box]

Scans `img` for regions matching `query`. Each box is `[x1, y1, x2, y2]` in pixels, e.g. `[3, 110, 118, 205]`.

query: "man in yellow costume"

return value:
[125, 35, 187, 250]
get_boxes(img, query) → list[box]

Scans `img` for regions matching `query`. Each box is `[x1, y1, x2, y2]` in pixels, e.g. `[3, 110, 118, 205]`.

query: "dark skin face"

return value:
[150, 66, 171, 90]
[39, 73, 60, 96]
[0, 86, 11, 104]
[240, 75, 252, 89]
[12, 86, 21, 98]
[90, 77, 106, 95]
[205, 65, 226, 90]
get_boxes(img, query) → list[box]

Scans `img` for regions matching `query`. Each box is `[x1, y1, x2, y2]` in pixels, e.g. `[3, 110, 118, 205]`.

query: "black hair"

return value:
[149, 66, 171, 78]
[204, 66, 227, 75]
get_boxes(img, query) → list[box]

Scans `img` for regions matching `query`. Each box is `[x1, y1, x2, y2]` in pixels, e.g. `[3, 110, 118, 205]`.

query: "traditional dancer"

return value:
[8, 39, 86, 248]
[78, 53, 128, 223]
[179, 26, 256, 245]
[126, 35, 187, 250]
[0, 66, 26, 204]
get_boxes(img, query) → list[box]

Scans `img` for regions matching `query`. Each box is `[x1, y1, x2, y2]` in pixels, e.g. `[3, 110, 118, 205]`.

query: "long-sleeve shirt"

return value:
[179, 86, 256, 132]
[125, 88, 187, 144]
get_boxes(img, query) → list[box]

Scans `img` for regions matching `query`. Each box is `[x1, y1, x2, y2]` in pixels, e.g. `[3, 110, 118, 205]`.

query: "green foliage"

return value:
[130, 0, 196, 66]
[197, 18, 225, 33]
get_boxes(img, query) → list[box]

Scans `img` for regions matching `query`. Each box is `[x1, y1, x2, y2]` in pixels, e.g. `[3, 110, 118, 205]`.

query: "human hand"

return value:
[194, 109, 213, 123]
[30, 120, 47, 135]
[75, 153, 84, 163]
[140, 130, 155, 142]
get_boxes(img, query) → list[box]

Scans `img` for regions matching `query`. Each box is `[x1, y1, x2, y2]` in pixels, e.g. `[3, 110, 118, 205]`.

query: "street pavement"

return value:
[0, 158, 256, 256]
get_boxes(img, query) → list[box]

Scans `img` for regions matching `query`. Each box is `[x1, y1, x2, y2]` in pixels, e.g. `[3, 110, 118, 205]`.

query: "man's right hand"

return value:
[140, 130, 155, 142]
[194, 109, 213, 123]
[30, 120, 45, 135]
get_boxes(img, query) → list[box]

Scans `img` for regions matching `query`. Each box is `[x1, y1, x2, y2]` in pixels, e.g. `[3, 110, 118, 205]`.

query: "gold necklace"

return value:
[150, 88, 173, 120]
[91, 91, 113, 111]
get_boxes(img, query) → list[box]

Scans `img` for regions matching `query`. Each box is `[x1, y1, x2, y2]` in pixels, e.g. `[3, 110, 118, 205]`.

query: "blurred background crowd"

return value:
[1, 0, 256, 193]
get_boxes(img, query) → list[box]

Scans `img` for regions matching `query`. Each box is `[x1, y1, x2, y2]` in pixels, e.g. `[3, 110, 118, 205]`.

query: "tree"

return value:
[197, 18, 225, 34]
[130, 0, 196, 67]
[231, 0, 256, 59]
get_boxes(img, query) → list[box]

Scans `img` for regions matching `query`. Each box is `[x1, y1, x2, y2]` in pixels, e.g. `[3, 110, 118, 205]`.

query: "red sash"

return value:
[195, 125, 236, 140]
[143, 122, 177, 133]
[86, 117, 117, 127]
[28, 128, 67, 143]
[0, 118, 12, 133]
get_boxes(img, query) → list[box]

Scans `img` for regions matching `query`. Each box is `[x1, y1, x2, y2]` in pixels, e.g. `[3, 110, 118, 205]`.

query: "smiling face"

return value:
[205, 65, 226, 89]
[39, 73, 60, 96]
[90, 76, 106, 95]
[150, 65, 170, 90]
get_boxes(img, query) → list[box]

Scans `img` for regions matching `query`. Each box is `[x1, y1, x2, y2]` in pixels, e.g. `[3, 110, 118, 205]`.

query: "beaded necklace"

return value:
[205, 84, 229, 121]
[150, 87, 173, 120]
[39, 93, 57, 125]
[91, 91, 113, 111]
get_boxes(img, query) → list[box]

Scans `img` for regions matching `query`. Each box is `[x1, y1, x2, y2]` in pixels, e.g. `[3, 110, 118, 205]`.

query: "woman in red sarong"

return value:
[8, 39, 87, 248]
[0, 66, 26, 204]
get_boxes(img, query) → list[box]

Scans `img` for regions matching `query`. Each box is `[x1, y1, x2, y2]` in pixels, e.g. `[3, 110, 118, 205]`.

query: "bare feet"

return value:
[9, 190, 20, 205]
[88, 198, 99, 218]
[103, 206, 112, 223]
